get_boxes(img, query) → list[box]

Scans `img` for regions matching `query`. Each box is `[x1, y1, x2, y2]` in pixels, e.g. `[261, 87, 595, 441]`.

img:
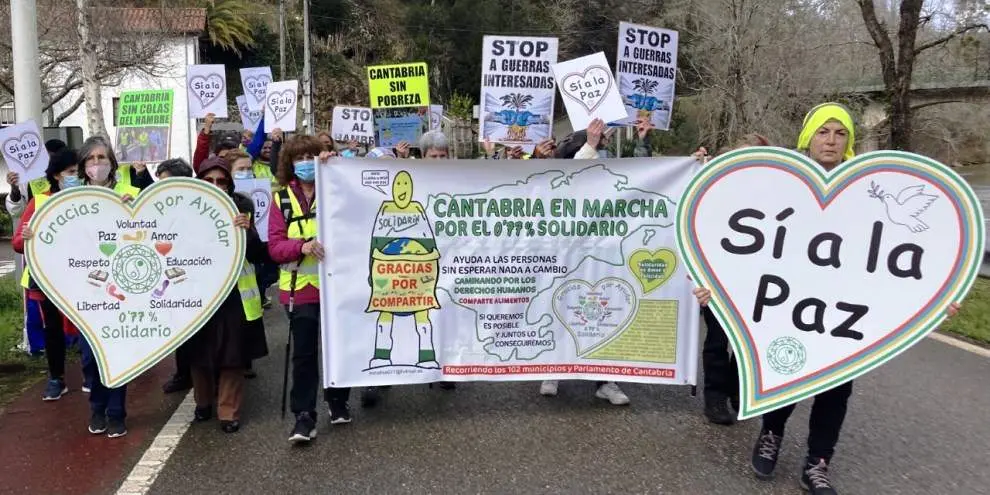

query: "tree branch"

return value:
[53, 93, 84, 126]
[914, 23, 990, 55]
[856, 0, 896, 87]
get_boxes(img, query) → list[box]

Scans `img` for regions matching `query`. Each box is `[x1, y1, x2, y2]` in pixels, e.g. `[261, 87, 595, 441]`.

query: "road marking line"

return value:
[930, 332, 990, 358]
[115, 391, 194, 495]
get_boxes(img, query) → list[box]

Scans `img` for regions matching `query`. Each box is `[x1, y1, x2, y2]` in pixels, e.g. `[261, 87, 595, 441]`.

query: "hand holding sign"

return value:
[677, 147, 985, 420]
[552, 52, 628, 131]
[0, 120, 49, 185]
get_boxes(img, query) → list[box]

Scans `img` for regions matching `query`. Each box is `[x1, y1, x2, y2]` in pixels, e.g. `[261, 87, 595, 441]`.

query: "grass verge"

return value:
[940, 277, 990, 345]
[0, 276, 46, 411]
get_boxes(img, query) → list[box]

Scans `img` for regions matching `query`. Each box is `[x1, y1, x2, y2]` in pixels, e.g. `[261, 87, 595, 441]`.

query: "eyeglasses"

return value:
[204, 177, 229, 187]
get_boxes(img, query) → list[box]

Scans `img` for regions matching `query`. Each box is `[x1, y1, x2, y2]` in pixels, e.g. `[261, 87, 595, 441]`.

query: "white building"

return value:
[53, 7, 206, 167]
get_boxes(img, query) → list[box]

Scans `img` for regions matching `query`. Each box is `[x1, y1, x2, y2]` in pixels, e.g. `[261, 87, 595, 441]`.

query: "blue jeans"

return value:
[80, 338, 127, 420]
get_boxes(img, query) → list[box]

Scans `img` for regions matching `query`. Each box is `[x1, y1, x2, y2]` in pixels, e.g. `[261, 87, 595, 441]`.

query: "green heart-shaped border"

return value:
[676, 147, 985, 419]
[26, 178, 245, 388]
[627, 248, 677, 295]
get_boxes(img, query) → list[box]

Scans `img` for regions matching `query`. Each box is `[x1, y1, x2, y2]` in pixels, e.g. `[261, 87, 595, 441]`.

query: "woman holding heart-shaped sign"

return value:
[691, 104, 962, 495]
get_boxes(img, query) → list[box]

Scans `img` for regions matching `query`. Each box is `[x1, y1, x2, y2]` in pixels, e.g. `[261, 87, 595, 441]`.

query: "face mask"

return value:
[60, 175, 81, 189]
[86, 163, 111, 183]
[293, 160, 316, 182]
[341, 149, 357, 158]
[232, 170, 254, 180]
[597, 150, 611, 159]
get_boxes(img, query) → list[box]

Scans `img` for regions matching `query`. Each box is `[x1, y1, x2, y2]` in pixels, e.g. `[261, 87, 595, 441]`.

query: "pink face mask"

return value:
[86, 163, 111, 183]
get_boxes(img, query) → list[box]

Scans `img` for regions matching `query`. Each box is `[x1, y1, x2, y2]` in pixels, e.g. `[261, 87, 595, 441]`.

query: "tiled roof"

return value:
[96, 7, 207, 34]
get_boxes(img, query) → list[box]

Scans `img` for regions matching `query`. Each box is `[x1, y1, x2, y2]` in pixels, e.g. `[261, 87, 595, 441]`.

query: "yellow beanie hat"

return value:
[796, 102, 856, 161]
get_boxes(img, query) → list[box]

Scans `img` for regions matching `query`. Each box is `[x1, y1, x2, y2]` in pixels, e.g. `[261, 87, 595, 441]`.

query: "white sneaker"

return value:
[539, 380, 558, 396]
[595, 382, 630, 405]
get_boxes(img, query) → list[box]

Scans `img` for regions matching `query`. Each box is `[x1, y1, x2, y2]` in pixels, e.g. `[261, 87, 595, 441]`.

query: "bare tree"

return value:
[77, 0, 107, 138]
[856, 0, 989, 150]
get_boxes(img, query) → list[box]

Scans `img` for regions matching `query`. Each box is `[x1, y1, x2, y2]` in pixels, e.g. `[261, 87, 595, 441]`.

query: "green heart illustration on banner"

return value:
[374, 278, 389, 289]
[627, 248, 677, 295]
[26, 178, 245, 388]
[676, 147, 984, 420]
[552, 277, 637, 356]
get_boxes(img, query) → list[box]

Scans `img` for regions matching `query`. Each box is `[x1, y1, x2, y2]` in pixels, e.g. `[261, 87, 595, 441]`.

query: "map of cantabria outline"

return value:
[428, 164, 680, 361]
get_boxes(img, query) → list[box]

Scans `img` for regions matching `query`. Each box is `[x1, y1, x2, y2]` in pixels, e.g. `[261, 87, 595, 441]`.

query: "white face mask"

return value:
[232, 170, 254, 180]
[86, 163, 111, 183]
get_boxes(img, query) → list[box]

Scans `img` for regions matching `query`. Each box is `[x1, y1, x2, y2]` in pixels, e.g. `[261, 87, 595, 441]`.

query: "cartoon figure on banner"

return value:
[366, 171, 442, 369]
[622, 78, 670, 121]
[483, 92, 551, 142]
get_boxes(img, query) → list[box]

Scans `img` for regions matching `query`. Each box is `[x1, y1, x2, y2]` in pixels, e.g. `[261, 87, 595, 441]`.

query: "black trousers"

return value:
[40, 298, 65, 379]
[288, 303, 349, 415]
[173, 341, 192, 379]
[701, 307, 737, 400]
[762, 380, 854, 461]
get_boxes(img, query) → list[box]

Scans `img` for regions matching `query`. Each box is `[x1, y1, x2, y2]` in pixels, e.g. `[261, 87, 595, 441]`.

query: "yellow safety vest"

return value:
[238, 263, 263, 321]
[275, 188, 319, 292]
[28, 178, 50, 197]
[21, 182, 139, 288]
[253, 160, 282, 192]
[116, 164, 133, 191]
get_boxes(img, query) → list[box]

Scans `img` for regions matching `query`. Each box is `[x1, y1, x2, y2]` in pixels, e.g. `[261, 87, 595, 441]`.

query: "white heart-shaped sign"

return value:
[552, 277, 637, 355]
[677, 147, 985, 419]
[560, 65, 613, 113]
[245, 75, 272, 104]
[26, 178, 245, 387]
[189, 73, 226, 108]
[267, 89, 296, 123]
[3, 131, 43, 170]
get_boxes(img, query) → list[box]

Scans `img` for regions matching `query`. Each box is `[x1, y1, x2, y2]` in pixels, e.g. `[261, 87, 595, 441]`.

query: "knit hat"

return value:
[796, 102, 856, 161]
[367, 147, 396, 159]
[197, 156, 234, 195]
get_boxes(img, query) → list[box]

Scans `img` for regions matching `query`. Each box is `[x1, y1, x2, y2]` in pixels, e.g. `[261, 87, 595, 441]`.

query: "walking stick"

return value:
[281, 263, 302, 419]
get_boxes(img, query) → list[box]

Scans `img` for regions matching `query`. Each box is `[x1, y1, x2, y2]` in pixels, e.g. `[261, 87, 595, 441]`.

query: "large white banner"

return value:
[319, 158, 700, 388]
[616, 22, 679, 129]
[479, 36, 557, 146]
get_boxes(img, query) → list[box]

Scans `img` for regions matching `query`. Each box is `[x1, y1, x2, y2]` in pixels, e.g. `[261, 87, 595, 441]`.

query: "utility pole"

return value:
[302, 0, 313, 134]
[279, 0, 286, 79]
[10, 0, 43, 302]
[11, 0, 43, 125]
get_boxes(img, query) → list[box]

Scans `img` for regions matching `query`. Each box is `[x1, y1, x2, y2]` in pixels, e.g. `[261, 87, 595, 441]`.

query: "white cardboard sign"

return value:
[479, 36, 558, 145]
[264, 80, 299, 133]
[240, 67, 273, 112]
[235, 178, 272, 241]
[0, 119, 48, 186]
[552, 52, 628, 131]
[332, 106, 375, 145]
[236, 95, 262, 132]
[187, 64, 228, 119]
[616, 22, 679, 129]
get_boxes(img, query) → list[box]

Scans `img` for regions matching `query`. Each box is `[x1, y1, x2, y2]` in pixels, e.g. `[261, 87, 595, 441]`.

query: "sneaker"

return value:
[595, 382, 630, 405]
[220, 420, 240, 434]
[88, 413, 107, 434]
[801, 458, 838, 494]
[329, 400, 352, 425]
[161, 374, 192, 394]
[194, 405, 213, 422]
[107, 418, 127, 438]
[704, 395, 736, 425]
[751, 429, 783, 479]
[42, 378, 68, 401]
[81, 385, 91, 394]
[361, 387, 380, 408]
[539, 380, 559, 396]
[289, 412, 317, 444]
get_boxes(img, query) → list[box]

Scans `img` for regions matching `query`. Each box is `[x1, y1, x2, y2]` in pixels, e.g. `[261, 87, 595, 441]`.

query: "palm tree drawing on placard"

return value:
[623, 77, 662, 119]
[500, 93, 533, 141]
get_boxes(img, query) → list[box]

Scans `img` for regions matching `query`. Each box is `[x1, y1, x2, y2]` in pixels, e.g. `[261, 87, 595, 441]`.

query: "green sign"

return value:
[116, 90, 174, 127]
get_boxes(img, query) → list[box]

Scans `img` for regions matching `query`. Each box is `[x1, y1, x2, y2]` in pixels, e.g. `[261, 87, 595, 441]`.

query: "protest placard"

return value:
[552, 52, 628, 131]
[480, 36, 557, 145]
[264, 80, 298, 133]
[235, 178, 272, 241]
[332, 106, 375, 145]
[367, 62, 430, 109]
[240, 67, 273, 112]
[187, 64, 228, 118]
[236, 95, 262, 132]
[0, 119, 48, 185]
[616, 22, 679, 129]
[116, 89, 173, 164]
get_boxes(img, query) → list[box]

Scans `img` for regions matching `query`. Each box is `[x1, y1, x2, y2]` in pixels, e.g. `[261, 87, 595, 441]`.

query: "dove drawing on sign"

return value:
[867, 182, 938, 233]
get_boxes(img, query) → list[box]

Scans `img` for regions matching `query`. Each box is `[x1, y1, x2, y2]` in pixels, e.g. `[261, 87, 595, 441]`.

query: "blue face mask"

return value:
[60, 175, 81, 189]
[341, 149, 357, 158]
[232, 170, 254, 180]
[293, 160, 316, 182]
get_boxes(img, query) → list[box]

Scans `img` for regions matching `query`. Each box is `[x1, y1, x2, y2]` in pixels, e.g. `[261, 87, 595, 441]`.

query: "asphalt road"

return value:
[148, 310, 990, 495]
